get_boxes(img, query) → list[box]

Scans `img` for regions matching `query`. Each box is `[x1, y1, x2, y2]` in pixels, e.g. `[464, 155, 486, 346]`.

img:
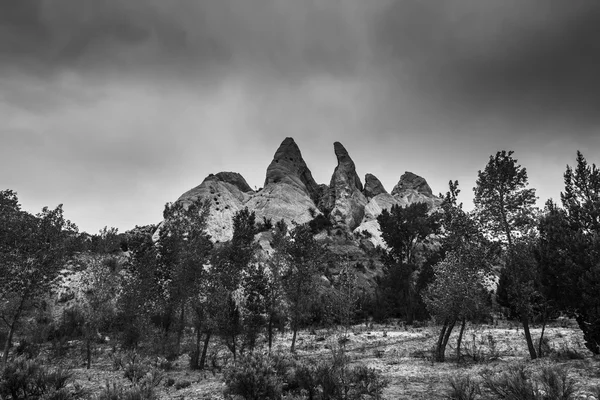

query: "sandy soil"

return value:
[62, 320, 600, 399]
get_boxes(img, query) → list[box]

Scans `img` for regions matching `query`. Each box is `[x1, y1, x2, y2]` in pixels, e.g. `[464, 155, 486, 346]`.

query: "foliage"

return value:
[0, 356, 87, 400]
[376, 202, 441, 323]
[473, 150, 537, 247]
[472, 151, 541, 360]
[277, 224, 330, 352]
[538, 151, 600, 354]
[0, 190, 78, 364]
[447, 375, 480, 400]
[480, 364, 577, 400]
[223, 352, 283, 400]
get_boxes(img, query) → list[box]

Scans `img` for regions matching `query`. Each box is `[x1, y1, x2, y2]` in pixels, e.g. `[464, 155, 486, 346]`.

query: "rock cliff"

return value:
[169, 139, 441, 246]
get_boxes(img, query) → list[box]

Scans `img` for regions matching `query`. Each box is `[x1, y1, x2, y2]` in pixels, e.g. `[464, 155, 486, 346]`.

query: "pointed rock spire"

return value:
[363, 173, 387, 199]
[264, 137, 319, 200]
[327, 142, 367, 231]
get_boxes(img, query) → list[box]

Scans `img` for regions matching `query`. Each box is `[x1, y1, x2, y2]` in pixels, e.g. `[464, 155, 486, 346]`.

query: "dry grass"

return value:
[53, 320, 600, 399]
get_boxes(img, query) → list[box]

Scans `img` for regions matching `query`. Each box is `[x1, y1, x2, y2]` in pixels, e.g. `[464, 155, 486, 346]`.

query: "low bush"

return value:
[447, 375, 480, 400]
[223, 348, 388, 400]
[0, 356, 87, 400]
[223, 352, 283, 400]
[479, 364, 578, 400]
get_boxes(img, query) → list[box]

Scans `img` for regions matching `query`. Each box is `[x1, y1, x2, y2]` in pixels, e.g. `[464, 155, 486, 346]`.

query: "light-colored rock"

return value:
[363, 173, 387, 199]
[177, 172, 254, 243]
[327, 142, 368, 231]
[246, 182, 317, 229]
[354, 193, 400, 247]
[391, 171, 442, 209]
[264, 137, 320, 202]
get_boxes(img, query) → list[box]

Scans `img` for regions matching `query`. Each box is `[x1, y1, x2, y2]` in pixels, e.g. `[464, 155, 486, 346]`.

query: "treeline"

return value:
[1, 149, 599, 371]
[374, 150, 600, 362]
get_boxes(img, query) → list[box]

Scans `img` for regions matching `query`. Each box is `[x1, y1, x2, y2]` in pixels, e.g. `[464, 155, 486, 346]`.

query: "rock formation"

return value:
[177, 172, 254, 243]
[391, 171, 441, 209]
[363, 173, 387, 199]
[325, 142, 368, 231]
[168, 139, 441, 245]
[246, 137, 320, 228]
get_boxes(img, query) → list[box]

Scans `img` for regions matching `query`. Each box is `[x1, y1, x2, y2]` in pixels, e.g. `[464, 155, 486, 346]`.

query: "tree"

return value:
[474, 150, 537, 248]
[0, 190, 78, 365]
[473, 151, 539, 359]
[537, 152, 600, 354]
[156, 198, 213, 355]
[377, 202, 441, 323]
[425, 181, 495, 362]
[78, 255, 120, 369]
[278, 224, 328, 352]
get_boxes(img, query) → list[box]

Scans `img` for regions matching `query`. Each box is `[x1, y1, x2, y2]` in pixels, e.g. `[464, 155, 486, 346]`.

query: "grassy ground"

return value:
[57, 320, 600, 399]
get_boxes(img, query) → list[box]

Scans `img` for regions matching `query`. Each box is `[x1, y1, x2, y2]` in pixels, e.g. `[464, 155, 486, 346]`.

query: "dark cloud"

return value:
[374, 0, 600, 127]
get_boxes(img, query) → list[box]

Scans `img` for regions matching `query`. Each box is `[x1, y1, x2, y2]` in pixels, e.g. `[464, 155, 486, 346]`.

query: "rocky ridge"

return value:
[174, 138, 440, 247]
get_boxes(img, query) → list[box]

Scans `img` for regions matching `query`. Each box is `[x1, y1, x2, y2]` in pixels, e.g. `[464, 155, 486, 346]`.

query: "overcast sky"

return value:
[2, 0, 599, 233]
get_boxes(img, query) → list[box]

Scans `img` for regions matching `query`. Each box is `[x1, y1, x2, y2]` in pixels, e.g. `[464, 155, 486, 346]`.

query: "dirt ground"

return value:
[63, 320, 600, 399]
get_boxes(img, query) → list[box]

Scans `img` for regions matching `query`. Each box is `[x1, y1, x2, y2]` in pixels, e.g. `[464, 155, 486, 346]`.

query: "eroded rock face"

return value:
[264, 137, 320, 202]
[391, 171, 433, 196]
[363, 173, 387, 199]
[391, 171, 441, 209]
[177, 172, 254, 242]
[327, 142, 368, 231]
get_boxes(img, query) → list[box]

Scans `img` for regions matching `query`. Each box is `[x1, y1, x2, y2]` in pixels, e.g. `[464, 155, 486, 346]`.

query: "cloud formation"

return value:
[1, 1, 599, 232]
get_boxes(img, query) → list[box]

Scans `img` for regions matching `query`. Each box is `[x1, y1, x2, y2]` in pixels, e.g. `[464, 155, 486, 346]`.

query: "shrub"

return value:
[223, 352, 283, 400]
[481, 364, 538, 400]
[538, 366, 577, 400]
[94, 381, 157, 400]
[0, 356, 87, 399]
[447, 375, 480, 400]
[175, 380, 192, 390]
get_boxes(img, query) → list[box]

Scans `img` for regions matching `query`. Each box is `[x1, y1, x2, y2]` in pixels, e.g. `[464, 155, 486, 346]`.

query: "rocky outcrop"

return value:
[325, 142, 368, 231]
[391, 171, 433, 196]
[246, 138, 320, 229]
[363, 173, 387, 199]
[354, 172, 441, 247]
[264, 137, 320, 202]
[177, 172, 254, 243]
[391, 171, 441, 209]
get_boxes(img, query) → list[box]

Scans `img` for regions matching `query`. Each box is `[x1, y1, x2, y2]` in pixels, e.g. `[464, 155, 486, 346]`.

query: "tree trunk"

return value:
[176, 303, 185, 354]
[2, 320, 17, 366]
[2, 298, 25, 366]
[538, 316, 547, 357]
[191, 328, 201, 369]
[291, 327, 298, 353]
[435, 322, 448, 362]
[199, 332, 211, 370]
[86, 338, 92, 369]
[456, 318, 466, 364]
[268, 313, 274, 352]
[521, 315, 538, 360]
[435, 319, 456, 362]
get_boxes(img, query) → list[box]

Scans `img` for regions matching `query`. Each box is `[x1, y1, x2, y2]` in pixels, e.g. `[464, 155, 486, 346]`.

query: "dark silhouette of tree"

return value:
[377, 202, 441, 323]
[473, 151, 539, 359]
[0, 190, 78, 365]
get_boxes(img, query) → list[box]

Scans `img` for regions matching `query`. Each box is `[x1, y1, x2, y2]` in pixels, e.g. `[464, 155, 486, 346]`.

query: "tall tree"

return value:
[157, 198, 213, 356]
[377, 202, 441, 323]
[473, 151, 539, 359]
[0, 190, 78, 365]
[474, 150, 537, 248]
[538, 152, 600, 354]
[425, 181, 495, 362]
[279, 224, 328, 352]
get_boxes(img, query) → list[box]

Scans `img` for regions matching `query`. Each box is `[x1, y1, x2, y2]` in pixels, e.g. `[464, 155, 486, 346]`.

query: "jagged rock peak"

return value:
[204, 172, 253, 193]
[391, 171, 433, 196]
[333, 142, 363, 191]
[264, 137, 319, 199]
[363, 173, 387, 199]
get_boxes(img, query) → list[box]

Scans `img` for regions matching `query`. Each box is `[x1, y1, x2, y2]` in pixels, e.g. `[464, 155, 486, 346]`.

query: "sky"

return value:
[1, 0, 600, 234]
